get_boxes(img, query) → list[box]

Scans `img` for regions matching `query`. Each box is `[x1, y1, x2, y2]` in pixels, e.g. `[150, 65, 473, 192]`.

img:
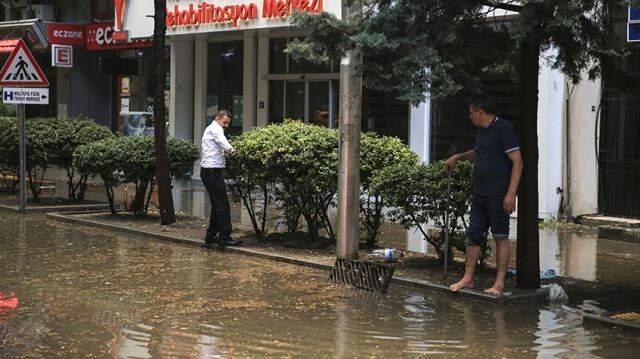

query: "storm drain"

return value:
[610, 312, 640, 322]
[329, 258, 395, 294]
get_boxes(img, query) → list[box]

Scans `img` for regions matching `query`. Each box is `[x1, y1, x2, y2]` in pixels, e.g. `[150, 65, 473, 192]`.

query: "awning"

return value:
[0, 19, 49, 50]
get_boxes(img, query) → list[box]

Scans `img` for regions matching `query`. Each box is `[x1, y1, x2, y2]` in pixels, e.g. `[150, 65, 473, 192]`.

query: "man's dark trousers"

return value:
[201, 167, 231, 243]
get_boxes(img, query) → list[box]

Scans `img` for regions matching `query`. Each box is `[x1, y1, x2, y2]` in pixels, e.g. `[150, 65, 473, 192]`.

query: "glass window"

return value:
[207, 41, 244, 136]
[308, 82, 330, 127]
[269, 38, 288, 74]
[269, 80, 284, 123]
[361, 89, 409, 143]
[285, 82, 306, 121]
[269, 37, 332, 74]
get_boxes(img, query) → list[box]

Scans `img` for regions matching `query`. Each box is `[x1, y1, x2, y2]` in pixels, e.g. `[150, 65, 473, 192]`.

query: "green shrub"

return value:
[371, 160, 484, 263]
[167, 137, 200, 178]
[52, 117, 115, 201]
[0, 117, 18, 191]
[360, 132, 420, 247]
[24, 118, 59, 201]
[271, 122, 339, 240]
[73, 135, 199, 215]
[227, 126, 277, 240]
[73, 137, 122, 213]
[228, 121, 339, 240]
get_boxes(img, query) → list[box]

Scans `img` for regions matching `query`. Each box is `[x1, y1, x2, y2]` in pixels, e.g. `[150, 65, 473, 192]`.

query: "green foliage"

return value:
[371, 160, 485, 262]
[23, 118, 59, 201]
[360, 132, 420, 246]
[288, 1, 627, 103]
[73, 137, 121, 213]
[0, 116, 114, 200]
[269, 121, 339, 240]
[73, 136, 199, 215]
[52, 117, 115, 201]
[228, 121, 339, 240]
[167, 137, 200, 178]
[0, 117, 18, 189]
[227, 125, 277, 239]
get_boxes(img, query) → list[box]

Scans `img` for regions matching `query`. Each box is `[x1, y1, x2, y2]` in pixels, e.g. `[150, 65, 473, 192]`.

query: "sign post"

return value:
[0, 40, 49, 213]
[17, 104, 26, 213]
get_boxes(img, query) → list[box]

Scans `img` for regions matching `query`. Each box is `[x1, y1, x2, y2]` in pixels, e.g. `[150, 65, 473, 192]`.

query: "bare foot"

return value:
[449, 278, 473, 292]
[484, 285, 504, 296]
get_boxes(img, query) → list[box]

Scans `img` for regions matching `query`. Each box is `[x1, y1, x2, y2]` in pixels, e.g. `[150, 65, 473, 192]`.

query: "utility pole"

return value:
[336, 1, 362, 259]
[153, 0, 176, 225]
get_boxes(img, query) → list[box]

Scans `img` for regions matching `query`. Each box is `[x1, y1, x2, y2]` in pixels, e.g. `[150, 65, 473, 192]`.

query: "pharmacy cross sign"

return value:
[0, 40, 49, 87]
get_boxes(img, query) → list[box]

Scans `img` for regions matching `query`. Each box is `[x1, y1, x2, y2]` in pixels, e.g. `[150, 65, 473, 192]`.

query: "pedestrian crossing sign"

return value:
[0, 40, 48, 87]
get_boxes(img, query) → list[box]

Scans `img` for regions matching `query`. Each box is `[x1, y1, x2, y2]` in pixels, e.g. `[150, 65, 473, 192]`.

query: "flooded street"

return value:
[1, 211, 639, 358]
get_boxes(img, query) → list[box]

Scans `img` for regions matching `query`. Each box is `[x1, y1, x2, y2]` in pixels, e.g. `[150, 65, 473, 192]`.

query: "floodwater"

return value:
[1, 212, 639, 358]
[169, 179, 640, 290]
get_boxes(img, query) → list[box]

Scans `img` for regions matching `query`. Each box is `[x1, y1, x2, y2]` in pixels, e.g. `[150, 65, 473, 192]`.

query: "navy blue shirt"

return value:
[473, 117, 519, 196]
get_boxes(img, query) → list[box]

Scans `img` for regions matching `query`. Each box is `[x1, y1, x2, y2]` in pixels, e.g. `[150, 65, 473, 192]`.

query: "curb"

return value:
[0, 203, 112, 213]
[598, 225, 640, 243]
[46, 211, 549, 304]
[582, 312, 640, 331]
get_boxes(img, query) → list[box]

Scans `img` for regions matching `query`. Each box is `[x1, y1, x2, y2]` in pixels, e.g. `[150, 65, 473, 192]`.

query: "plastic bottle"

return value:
[370, 248, 403, 262]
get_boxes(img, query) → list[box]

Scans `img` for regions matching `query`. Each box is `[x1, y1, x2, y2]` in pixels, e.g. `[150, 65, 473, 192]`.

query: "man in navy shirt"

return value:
[445, 94, 523, 295]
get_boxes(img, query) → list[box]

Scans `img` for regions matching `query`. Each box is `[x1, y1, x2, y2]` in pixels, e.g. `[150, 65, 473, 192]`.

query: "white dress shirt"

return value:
[200, 121, 234, 168]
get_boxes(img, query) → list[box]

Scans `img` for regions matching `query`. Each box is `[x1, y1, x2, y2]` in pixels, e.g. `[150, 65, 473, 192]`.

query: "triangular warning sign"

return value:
[0, 40, 48, 87]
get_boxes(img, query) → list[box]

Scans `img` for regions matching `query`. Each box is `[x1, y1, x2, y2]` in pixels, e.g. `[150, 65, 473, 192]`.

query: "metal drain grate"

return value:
[329, 258, 395, 294]
[610, 312, 640, 322]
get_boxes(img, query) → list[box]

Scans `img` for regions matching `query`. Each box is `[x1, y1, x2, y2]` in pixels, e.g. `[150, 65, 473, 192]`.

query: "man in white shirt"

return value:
[200, 110, 242, 248]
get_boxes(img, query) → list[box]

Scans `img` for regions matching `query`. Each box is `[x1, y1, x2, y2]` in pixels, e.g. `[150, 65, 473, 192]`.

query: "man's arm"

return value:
[444, 149, 475, 172]
[211, 126, 234, 152]
[503, 149, 523, 214]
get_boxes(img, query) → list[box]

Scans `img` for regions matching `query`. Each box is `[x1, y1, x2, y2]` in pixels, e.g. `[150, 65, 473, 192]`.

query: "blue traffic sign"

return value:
[629, 7, 640, 42]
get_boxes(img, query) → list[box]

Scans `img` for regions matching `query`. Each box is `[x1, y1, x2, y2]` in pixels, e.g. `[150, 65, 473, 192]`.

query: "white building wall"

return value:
[191, 36, 208, 180]
[566, 77, 601, 216]
[537, 50, 565, 220]
[409, 101, 431, 162]
[169, 38, 195, 141]
[243, 32, 258, 131]
[256, 34, 270, 127]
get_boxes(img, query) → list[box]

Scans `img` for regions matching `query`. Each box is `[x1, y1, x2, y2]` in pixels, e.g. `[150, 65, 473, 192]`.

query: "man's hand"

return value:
[503, 192, 516, 214]
[444, 155, 457, 173]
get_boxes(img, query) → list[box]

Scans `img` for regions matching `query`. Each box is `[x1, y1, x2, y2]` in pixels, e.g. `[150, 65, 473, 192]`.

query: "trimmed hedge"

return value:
[73, 135, 199, 215]
[0, 117, 115, 201]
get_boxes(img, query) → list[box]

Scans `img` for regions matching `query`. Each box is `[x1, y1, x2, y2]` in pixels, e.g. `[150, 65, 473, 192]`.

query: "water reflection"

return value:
[1, 212, 640, 357]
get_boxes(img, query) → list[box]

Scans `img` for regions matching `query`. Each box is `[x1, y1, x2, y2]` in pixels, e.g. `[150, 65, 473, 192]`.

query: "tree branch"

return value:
[479, 0, 522, 13]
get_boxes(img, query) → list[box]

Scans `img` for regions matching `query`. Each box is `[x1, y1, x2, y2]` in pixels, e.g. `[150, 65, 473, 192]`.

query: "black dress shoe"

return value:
[219, 238, 243, 246]
[201, 242, 217, 249]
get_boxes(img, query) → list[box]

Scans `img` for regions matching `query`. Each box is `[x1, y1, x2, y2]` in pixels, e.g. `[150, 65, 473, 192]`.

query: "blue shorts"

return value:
[466, 195, 510, 246]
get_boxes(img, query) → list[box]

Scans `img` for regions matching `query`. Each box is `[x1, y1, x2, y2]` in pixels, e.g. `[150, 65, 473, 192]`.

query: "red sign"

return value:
[0, 40, 49, 87]
[114, 0, 127, 31]
[85, 22, 151, 50]
[166, 0, 324, 28]
[0, 39, 19, 53]
[52, 45, 73, 68]
[47, 23, 86, 46]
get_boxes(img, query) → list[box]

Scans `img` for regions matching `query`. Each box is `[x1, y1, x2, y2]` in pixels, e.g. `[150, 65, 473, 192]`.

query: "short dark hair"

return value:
[468, 94, 496, 115]
[215, 110, 232, 120]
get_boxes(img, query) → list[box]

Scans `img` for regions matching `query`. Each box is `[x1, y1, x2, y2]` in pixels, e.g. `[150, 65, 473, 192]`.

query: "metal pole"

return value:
[443, 170, 451, 283]
[18, 104, 26, 214]
[336, 3, 362, 260]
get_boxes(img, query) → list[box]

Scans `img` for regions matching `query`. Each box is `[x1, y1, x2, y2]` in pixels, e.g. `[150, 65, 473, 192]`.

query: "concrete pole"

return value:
[336, 3, 362, 259]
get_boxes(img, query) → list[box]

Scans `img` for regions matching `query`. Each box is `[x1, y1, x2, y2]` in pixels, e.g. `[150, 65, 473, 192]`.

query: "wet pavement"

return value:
[1, 211, 640, 358]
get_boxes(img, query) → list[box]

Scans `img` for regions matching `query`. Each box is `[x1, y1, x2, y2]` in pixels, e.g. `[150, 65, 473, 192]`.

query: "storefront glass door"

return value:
[270, 80, 337, 128]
